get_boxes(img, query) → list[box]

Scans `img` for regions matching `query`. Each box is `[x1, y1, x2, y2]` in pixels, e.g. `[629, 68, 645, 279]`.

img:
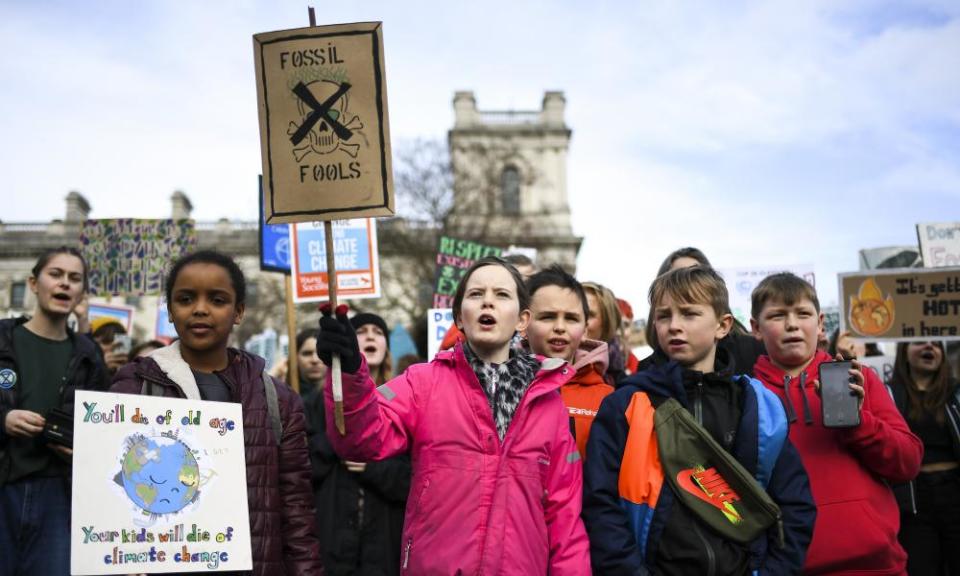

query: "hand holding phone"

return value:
[819, 360, 862, 428]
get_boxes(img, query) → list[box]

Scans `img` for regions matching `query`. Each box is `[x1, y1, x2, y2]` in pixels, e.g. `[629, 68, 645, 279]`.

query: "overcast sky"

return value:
[2, 0, 958, 315]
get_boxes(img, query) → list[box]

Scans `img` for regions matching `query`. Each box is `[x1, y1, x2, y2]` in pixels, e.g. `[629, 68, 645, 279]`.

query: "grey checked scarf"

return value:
[463, 343, 541, 440]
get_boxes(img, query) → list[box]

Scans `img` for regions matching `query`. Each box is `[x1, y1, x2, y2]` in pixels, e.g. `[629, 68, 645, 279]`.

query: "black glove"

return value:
[315, 304, 362, 374]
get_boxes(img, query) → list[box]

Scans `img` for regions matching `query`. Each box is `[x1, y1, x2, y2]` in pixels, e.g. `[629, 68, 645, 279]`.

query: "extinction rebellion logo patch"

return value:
[676, 465, 744, 525]
[0, 368, 17, 390]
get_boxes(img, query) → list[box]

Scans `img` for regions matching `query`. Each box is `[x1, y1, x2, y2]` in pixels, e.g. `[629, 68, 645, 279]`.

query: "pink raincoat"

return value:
[325, 343, 591, 575]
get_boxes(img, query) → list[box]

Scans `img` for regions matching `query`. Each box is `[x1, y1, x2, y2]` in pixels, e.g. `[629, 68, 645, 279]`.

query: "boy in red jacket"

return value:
[751, 273, 922, 575]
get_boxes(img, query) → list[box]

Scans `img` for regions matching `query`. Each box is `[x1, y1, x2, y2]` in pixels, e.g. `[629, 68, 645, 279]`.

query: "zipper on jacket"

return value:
[402, 538, 411, 570]
[691, 521, 716, 576]
[477, 365, 568, 573]
[695, 380, 704, 426]
[775, 513, 785, 549]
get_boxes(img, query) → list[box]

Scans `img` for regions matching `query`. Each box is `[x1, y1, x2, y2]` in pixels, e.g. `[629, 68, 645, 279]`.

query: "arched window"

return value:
[501, 166, 521, 215]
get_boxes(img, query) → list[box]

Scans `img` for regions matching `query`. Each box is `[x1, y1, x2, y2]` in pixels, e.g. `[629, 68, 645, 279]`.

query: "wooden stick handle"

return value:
[284, 275, 299, 393]
[325, 220, 345, 435]
[304, 5, 344, 435]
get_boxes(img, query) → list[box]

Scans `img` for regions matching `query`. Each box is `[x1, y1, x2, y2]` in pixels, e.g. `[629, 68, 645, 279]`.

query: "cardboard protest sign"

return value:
[254, 22, 394, 223]
[290, 219, 380, 302]
[71, 391, 252, 574]
[81, 220, 197, 296]
[89, 303, 135, 333]
[433, 236, 502, 308]
[917, 222, 960, 268]
[839, 267, 960, 341]
[717, 265, 816, 327]
[427, 308, 455, 361]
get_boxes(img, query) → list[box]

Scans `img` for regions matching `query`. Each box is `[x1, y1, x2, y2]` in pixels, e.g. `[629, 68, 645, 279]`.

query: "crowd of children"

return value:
[1, 244, 954, 575]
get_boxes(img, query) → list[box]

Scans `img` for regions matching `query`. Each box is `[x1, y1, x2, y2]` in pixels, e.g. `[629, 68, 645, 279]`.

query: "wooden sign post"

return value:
[254, 11, 394, 433]
[284, 276, 300, 394]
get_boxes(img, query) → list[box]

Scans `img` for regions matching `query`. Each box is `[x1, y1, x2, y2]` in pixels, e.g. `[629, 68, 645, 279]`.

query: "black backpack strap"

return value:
[262, 370, 283, 446]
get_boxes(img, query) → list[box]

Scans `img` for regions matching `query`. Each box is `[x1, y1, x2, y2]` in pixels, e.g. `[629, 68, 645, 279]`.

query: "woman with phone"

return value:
[889, 341, 960, 575]
[0, 247, 108, 575]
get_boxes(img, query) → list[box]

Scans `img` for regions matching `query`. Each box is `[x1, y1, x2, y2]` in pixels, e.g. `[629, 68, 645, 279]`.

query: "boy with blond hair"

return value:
[751, 272, 922, 575]
[584, 266, 814, 575]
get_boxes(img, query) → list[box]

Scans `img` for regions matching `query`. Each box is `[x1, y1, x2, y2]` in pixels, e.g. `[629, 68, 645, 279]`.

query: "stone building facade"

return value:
[447, 91, 581, 270]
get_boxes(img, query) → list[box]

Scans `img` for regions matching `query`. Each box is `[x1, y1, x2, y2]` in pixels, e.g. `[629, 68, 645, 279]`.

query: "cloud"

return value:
[0, 0, 956, 316]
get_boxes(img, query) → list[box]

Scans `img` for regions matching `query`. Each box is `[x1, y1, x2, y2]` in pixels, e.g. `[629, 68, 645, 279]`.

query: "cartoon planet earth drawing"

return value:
[849, 277, 895, 336]
[120, 435, 199, 515]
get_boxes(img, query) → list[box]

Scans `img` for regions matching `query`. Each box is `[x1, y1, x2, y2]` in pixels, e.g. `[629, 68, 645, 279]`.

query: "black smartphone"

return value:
[820, 361, 860, 428]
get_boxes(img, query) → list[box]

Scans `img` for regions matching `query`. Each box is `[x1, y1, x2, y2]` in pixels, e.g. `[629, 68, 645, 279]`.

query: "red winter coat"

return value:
[325, 343, 591, 575]
[112, 343, 323, 576]
[754, 350, 922, 575]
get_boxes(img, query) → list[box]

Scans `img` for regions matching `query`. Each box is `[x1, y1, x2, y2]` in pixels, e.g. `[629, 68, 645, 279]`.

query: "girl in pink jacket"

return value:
[315, 257, 591, 575]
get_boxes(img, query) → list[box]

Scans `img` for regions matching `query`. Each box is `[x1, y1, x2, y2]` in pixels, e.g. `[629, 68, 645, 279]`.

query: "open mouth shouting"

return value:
[49, 292, 75, 310]
[477, 314, 497, 330]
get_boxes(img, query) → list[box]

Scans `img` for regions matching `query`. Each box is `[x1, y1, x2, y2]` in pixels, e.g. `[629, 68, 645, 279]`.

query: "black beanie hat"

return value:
[351, 312, 390, 348]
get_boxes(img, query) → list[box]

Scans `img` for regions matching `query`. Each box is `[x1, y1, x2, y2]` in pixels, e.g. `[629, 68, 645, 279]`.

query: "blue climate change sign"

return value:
[259, 176, 290, 273]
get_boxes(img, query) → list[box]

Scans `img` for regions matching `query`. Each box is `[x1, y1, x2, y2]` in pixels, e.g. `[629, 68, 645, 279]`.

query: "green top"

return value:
[8, 324, 73, 482]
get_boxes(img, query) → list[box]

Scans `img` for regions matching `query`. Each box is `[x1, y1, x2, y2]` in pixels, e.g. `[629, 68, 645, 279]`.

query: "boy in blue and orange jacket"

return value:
[583, 266, 815, 575]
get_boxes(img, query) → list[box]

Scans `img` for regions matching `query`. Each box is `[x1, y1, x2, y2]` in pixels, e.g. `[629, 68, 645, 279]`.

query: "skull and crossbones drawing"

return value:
[287, 79, 364, 162]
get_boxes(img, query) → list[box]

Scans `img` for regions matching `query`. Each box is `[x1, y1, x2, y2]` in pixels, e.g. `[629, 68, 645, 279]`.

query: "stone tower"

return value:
[447, 91, 581, 270]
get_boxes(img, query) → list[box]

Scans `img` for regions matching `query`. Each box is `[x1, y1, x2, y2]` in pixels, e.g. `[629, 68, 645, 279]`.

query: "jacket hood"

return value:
[754, 349, 832, 388]
[127, 343, 266, 397]
[572, 338, 609, 375]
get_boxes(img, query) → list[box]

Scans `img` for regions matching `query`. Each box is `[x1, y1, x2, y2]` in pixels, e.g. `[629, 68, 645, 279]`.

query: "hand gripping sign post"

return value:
[254, 11, 394, 434]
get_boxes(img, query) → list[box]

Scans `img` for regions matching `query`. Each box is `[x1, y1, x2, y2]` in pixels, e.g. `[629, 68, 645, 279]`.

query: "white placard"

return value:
[717, 264, 816, 327]
[71, 391, 252, 574]
[427, 308, 454, 361]
[918, 222, 960, 268]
